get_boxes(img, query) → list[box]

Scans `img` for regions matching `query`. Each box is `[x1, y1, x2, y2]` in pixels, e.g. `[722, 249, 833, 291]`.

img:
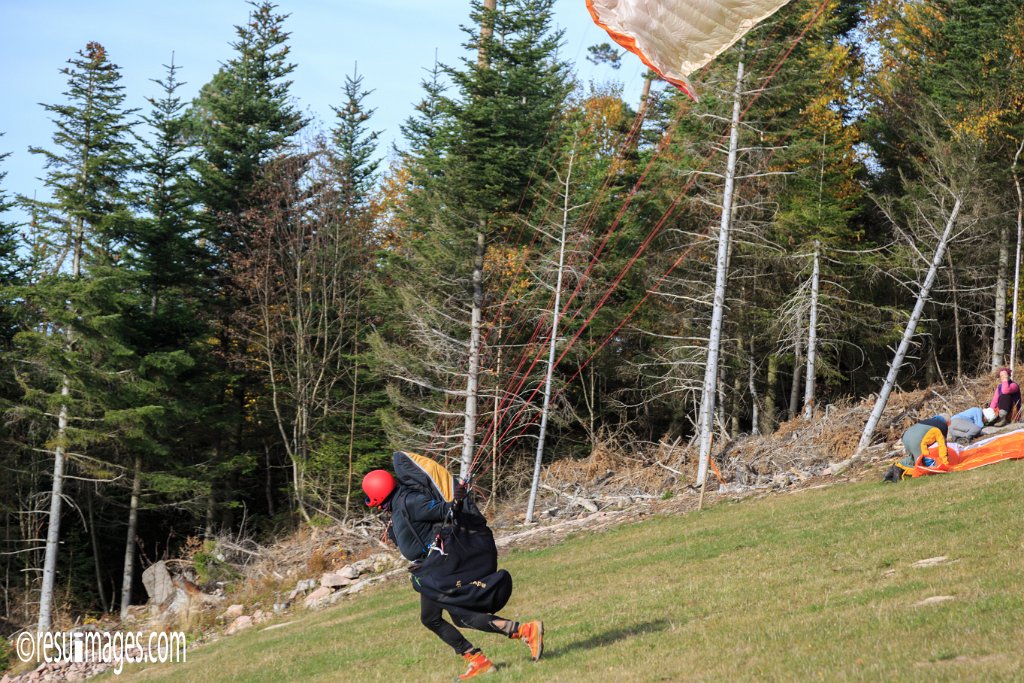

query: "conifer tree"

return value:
[131, 58, 206, 306]
[15, 41, 137, 631]
[0, 143, 29, 619]
[395, 59, 450, 222]
[188, 0, 306, 527]
[0, 143, 22, 349]
[114, 59, 209, 618]
[330, 68, 380, 222]
[325, 69, 388, 510]
[190, 1, 306, 234]
[373, 0, 570, 476]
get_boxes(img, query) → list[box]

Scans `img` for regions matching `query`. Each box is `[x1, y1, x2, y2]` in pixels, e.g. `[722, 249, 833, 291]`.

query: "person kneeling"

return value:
[885, 415, 949, 481]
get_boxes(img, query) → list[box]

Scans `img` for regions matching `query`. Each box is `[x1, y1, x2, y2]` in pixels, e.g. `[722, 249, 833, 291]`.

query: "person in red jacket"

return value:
[989, 367, 1021, 426]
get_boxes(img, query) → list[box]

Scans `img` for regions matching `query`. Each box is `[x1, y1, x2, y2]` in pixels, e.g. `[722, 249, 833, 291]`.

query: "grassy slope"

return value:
[120, 463, 1024, 683]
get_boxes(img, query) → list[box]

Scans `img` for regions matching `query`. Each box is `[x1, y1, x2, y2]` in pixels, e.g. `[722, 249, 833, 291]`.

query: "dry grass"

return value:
[532, 375, 1002, 502]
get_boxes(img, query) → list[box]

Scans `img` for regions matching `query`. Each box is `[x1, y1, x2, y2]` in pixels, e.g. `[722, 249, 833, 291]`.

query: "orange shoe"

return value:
[457, 650, 496, 680]
[512, 620, 544, 661]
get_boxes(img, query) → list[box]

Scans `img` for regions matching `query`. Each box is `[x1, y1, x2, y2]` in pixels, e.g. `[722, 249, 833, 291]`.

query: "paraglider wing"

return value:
[586, 0, 793, 100]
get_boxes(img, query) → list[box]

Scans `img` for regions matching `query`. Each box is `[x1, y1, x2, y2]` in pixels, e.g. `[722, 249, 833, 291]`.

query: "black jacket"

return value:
[390, 485, 452, 561]
[389, 451, 454, 561]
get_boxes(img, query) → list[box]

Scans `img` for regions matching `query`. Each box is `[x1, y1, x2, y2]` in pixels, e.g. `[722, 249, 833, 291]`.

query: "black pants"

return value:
[420, 593, 508, 655]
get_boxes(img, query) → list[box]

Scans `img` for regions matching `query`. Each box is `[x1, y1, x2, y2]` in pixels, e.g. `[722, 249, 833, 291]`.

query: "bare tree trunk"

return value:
[841, 196, 963, 470]
[730, 371, 741, 438]
[344, 287, 362, 519]
[579, 329, 598, 447]
[460, 230, 486, 480]
[802, 242, 820, 419]
[86, 489, 108, 614]
[527, 147, 574, 523]
[489, 327, 503, 513]
[717, 376, 727, 440]
[291, 459, 310, 523]
[38, 377, 69, 632]
[119, 456, 142, 620]
[264, 445, 275, 518]
[789, 332, 803, 420]
[730, 334, 743, 437]
[3, 503, 11, 621]
[929, 340, 947, 388]
[749, 339, 760, 436]
[639, 74, 653, 114]
[763, 353, 778, 434]
[947, 250, 963, 378]
[477, 0, 497, 68]
[460, 2, 496, 480]
[1010, 140, 1024, 374]
[924, 334, 937, 386]
[589, 361, 596, 442]
[994, 223, 1010, 370]
[696, 57, 744, 485]
[37, 215, 85, 632]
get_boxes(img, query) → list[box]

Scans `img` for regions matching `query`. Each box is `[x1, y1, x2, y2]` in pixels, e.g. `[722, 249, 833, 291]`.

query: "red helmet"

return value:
[362, 469, 396, 507]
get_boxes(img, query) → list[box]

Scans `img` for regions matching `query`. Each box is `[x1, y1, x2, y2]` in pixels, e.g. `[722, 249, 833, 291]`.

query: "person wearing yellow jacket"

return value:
[899, 415, 949, 470]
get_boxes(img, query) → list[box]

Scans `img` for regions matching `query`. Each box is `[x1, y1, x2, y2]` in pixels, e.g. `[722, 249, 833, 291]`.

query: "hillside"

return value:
[5, 374, 1019, 682]
[108, 457, 1024, 683]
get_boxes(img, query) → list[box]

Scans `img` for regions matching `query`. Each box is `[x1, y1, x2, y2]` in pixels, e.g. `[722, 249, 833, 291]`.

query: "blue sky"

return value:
[0, 0, 649, 209]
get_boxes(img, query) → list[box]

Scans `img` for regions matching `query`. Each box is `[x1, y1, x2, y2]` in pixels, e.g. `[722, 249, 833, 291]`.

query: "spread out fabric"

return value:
[901, 428, 1024, 478]
[586, 0, 793, 99]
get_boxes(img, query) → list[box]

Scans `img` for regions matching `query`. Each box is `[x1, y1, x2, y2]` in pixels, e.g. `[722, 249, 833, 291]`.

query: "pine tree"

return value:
[15, 41, 137, 631]
[395, 59, 450, 222]
[443, 0, 570, 219]
[188, 0, 306, 528]
[190, 0, 307, 242]
[0, 141, 30, 623]
[372, 0, 571, 476]
[325, 69, 388, 511]
[130, 58, 206, 304]
[113, 58, 209, 617]
[0, 142, 23, 349]
[330, 68, 380, 221]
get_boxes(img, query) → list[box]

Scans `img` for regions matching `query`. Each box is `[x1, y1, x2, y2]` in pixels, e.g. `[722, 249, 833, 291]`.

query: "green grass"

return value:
[116, 464, 1024, 682]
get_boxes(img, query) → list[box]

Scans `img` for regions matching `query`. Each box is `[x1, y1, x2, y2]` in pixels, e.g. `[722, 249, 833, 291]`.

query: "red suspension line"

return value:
[469, 0, 834, 478]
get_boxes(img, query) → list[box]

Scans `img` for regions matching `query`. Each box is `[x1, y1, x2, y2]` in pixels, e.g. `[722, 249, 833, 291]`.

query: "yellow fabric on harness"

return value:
[918, 427, 948, 465]
[399, 451, 454, 503]
[893, 460, 915, 479]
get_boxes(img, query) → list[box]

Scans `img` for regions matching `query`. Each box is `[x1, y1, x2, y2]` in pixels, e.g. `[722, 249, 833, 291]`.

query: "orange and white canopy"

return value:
[911, 429, 1024, 478]
[586, 0, 793, 99]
